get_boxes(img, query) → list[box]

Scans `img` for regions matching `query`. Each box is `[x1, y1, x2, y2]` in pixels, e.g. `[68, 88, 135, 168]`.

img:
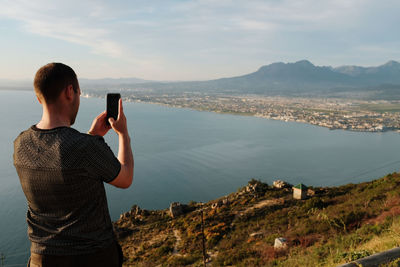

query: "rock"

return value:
[245, 180, 268, 197]
[250, 232, 263, 238]
[307, 188, 315, 196]
[132, 205, 141, 215]
[170, 202, 184, 218]
[274, 237, 288, 249]
[246, 183, 259, 193]
[169, 202, 195, 217]
[222, 197, 229, 205]
[273, 180, 292, 189]
[211, 200, 223, 209]
[119, 212, 129, 220]
[129, 205, 150, 217]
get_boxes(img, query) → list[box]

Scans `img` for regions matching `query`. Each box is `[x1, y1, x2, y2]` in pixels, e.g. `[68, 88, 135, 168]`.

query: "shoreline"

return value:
[83, 93, 400, 133]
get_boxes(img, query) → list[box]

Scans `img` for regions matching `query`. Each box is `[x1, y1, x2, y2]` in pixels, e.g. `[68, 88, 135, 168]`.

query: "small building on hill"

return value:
[293, 183, 307, 200]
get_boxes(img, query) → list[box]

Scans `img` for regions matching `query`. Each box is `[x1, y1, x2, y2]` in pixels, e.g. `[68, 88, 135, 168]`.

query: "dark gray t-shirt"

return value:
[13, 126, 121, 255]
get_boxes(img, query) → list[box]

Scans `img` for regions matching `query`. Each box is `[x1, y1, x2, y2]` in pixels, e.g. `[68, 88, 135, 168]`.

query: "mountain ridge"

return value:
[103, 60, 400, 97]
[2, 60, 400, 98]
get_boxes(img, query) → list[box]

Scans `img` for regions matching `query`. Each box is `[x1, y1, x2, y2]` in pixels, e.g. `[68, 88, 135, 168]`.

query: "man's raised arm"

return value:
[108, 99, 134, 189]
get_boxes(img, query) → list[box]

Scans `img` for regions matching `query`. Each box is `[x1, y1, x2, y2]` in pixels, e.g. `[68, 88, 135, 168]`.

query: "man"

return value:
[13, 63, 134, 267]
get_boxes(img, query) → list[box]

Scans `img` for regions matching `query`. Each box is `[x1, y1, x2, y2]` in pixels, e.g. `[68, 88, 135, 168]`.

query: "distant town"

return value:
[84, 90, 400, 132]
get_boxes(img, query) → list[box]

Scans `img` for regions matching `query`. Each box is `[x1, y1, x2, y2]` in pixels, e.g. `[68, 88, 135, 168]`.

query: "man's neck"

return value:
[36, 120, 70, 130]
[36, 107, 71, 130]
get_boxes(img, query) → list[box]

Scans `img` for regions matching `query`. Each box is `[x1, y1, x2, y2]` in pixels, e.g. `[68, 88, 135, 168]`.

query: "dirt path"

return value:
[235, 198, 285, 218]
[246, 198, 285, 212]
[172, 229, 182, 255]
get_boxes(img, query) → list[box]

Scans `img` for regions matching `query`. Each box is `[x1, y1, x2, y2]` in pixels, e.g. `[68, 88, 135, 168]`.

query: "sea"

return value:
[1, 89, 399, 265]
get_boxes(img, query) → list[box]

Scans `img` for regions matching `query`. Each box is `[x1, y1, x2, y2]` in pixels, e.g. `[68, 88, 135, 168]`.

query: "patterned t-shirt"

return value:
[13, 125, 121, 255]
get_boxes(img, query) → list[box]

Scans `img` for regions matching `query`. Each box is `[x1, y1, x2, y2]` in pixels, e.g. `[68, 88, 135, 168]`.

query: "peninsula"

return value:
[83, 91, 400, 132]
[81, 60, 400, 133]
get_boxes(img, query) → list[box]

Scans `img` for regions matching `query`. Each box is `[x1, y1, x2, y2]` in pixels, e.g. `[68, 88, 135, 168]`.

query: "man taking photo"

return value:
[13, 62, 134, 267]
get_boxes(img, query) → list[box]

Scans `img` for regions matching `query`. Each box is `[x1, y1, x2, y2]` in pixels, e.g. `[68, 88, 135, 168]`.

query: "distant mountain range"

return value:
[128, 60, 400, 98]
[85, 60, 397, 99]
[2, 60, 400, 99]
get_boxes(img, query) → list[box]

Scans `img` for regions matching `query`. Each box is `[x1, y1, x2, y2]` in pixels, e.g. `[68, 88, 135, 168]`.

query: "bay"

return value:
[0, 89, 399, 264]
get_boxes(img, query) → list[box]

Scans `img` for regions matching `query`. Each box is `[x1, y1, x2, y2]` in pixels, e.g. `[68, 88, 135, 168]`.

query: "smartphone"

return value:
[106, 93, 121, 125]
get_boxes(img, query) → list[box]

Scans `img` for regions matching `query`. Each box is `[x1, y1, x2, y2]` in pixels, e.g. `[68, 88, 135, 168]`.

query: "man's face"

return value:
[70, 84, 80, 125]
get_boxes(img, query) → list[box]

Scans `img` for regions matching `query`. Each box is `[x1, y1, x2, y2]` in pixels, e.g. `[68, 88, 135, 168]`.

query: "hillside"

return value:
[114, 173, 400, 266]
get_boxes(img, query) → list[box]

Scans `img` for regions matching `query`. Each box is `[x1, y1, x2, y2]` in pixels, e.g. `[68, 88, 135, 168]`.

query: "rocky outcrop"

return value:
[273, 180, 292, 189]
[119, 205, 150, 222]
[245, 180, 269, 197]
[169, 202, 196, 218]
[170, 202, 184, 217]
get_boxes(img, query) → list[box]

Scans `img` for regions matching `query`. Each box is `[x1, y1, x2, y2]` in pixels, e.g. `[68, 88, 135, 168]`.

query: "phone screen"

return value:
[106, 93, 121, 125]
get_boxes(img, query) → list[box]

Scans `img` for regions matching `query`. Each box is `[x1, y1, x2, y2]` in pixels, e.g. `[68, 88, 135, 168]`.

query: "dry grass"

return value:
[358, 218, 400, 253]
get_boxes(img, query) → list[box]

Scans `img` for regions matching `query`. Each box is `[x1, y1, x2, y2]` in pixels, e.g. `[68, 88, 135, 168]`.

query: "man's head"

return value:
[34, 63, 80, 125]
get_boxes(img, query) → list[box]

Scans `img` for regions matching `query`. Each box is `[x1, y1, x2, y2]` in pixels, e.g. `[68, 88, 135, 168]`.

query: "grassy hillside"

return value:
[114, 173, 400, 266]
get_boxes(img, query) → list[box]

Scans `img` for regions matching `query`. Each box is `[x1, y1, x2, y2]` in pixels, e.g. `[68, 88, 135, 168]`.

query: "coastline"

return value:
[82, 93, 400, 133]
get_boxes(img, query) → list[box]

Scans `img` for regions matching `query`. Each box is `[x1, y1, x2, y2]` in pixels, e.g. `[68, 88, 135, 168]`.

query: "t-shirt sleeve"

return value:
[84, 136, 121, 183]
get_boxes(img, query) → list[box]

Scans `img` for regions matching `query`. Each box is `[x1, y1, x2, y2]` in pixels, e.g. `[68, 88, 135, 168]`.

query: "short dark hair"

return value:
[34, 63, 79, 103]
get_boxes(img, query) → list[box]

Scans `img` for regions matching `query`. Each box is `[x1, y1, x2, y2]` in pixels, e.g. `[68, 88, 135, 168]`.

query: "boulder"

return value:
[245, 180, 269, 196]
[211, 200, 224, 209]
[119, 212, 129, 220]
[169, 202, 184, 218]
[250, 232, 263, 238]
[273, 180, 292, 189]
[307, 188, 316, 196]
[222, 197, 230, 205]
[246, 183, 258, 193]
[274, 237, 288, 249]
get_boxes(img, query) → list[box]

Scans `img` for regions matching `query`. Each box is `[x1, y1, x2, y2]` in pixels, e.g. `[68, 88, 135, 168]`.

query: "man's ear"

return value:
[65, 85, 74, 101]
[36, 95, 42, 104]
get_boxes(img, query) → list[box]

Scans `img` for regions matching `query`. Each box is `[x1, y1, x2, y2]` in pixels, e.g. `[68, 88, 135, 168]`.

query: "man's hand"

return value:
[108, 99, 128, 136]
[88, 111, 111, 137]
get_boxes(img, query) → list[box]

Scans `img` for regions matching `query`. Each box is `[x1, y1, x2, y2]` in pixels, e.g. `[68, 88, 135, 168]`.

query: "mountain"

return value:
[3, 60, 400, 99]
[334, 60, 400, 84]
[208, 60, 354, 93]
[210, 60, 400, 93]
[112, 60, 400, 98]
[335, 60, 400, 75]
[243, 60, 349, 83]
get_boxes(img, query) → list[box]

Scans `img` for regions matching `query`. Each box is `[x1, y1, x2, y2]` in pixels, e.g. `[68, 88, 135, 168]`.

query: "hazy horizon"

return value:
[0, 59, 399, 85]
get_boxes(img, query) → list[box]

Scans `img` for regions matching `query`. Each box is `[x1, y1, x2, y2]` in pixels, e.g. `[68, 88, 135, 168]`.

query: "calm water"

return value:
[1, 90, 399, 264]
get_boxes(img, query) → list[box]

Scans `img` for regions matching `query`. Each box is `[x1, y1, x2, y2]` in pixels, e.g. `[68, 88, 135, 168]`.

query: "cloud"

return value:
[0, 0, 125, 58]
[0, 0, 399, 79]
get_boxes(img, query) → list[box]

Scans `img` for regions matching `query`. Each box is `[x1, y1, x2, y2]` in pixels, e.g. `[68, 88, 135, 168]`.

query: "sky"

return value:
[0, 0, 400, 81]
